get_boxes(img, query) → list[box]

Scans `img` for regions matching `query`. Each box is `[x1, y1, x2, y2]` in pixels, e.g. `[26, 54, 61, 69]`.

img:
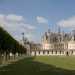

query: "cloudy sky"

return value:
[0, 0, 75, 43]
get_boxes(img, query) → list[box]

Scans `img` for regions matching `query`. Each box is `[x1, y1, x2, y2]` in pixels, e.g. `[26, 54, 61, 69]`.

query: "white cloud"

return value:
[0, 14, 5, 20]
[57, 16, 75, 28]
[36, 16, 48, 24]
[0, 14, 36, 42]
[6, 14, 24, 22]
[20, 23, 36, 30]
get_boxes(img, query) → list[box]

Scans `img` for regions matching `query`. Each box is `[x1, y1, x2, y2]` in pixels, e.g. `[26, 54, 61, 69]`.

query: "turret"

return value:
[71, 30, 75, 41]
[58, 27, 62, 42]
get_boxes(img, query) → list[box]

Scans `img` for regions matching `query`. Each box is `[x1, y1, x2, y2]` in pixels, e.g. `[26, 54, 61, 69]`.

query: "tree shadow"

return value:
[0, 57, 75, 75]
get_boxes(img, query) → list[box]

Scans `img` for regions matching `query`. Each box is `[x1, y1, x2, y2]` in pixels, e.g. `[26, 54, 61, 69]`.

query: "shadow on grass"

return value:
[0, 57, 75, 75]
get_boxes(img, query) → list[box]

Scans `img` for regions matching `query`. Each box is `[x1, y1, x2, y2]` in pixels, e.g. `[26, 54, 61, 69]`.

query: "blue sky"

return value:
[0, 0, 75, 43]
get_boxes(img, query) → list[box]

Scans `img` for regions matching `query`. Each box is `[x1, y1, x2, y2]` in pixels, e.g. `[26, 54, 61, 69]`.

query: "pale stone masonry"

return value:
[31, 29, 75, 56]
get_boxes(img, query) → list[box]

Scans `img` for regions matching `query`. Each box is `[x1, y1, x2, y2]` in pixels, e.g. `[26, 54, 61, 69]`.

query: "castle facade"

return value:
[31, 29, 75, 56]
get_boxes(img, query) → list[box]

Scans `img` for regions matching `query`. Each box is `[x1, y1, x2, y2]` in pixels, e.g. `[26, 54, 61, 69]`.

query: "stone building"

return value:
[31, 29, 75, 56]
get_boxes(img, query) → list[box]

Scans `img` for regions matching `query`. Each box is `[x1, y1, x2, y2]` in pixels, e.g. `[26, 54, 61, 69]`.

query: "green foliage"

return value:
[0, 27, 26, 54]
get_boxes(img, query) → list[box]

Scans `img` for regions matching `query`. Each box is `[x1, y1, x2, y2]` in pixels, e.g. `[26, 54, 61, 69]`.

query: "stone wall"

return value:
[31, 50, 66, 56]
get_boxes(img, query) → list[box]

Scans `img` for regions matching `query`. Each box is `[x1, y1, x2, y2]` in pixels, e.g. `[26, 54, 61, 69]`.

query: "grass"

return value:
[34, 56, 75, 70]
[0, 56, 75, 75]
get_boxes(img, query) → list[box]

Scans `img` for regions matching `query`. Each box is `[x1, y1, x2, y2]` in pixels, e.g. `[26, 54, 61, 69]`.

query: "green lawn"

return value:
[0, 56, 75, 75]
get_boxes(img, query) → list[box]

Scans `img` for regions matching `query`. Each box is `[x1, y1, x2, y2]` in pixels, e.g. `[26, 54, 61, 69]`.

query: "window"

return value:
[39, 51, 40, 54]
[55, 51, 57, 54]
[71, 51, 73, 54]
[60, 51, 61, 54]
[43, 51, 45, 54]
[52, 50, 53, 54]
[47, 51, 49, 54]
[35, 51, 36, 56]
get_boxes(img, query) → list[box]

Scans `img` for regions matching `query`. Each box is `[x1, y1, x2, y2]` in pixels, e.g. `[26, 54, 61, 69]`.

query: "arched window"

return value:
[39, 51, 40, 54]
[43, 51, 45, 54]
[55, 51, 57, 54]
[71, 51, 73, 54]
[60, 51, 61, 54]
[47, 51, 49, 54]
[52, 50, 53, 54]
[35, 51, 36, 56]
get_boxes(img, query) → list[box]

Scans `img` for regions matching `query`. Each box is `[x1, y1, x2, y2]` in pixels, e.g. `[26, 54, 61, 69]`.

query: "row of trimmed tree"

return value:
[0, 27, 26, 64]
